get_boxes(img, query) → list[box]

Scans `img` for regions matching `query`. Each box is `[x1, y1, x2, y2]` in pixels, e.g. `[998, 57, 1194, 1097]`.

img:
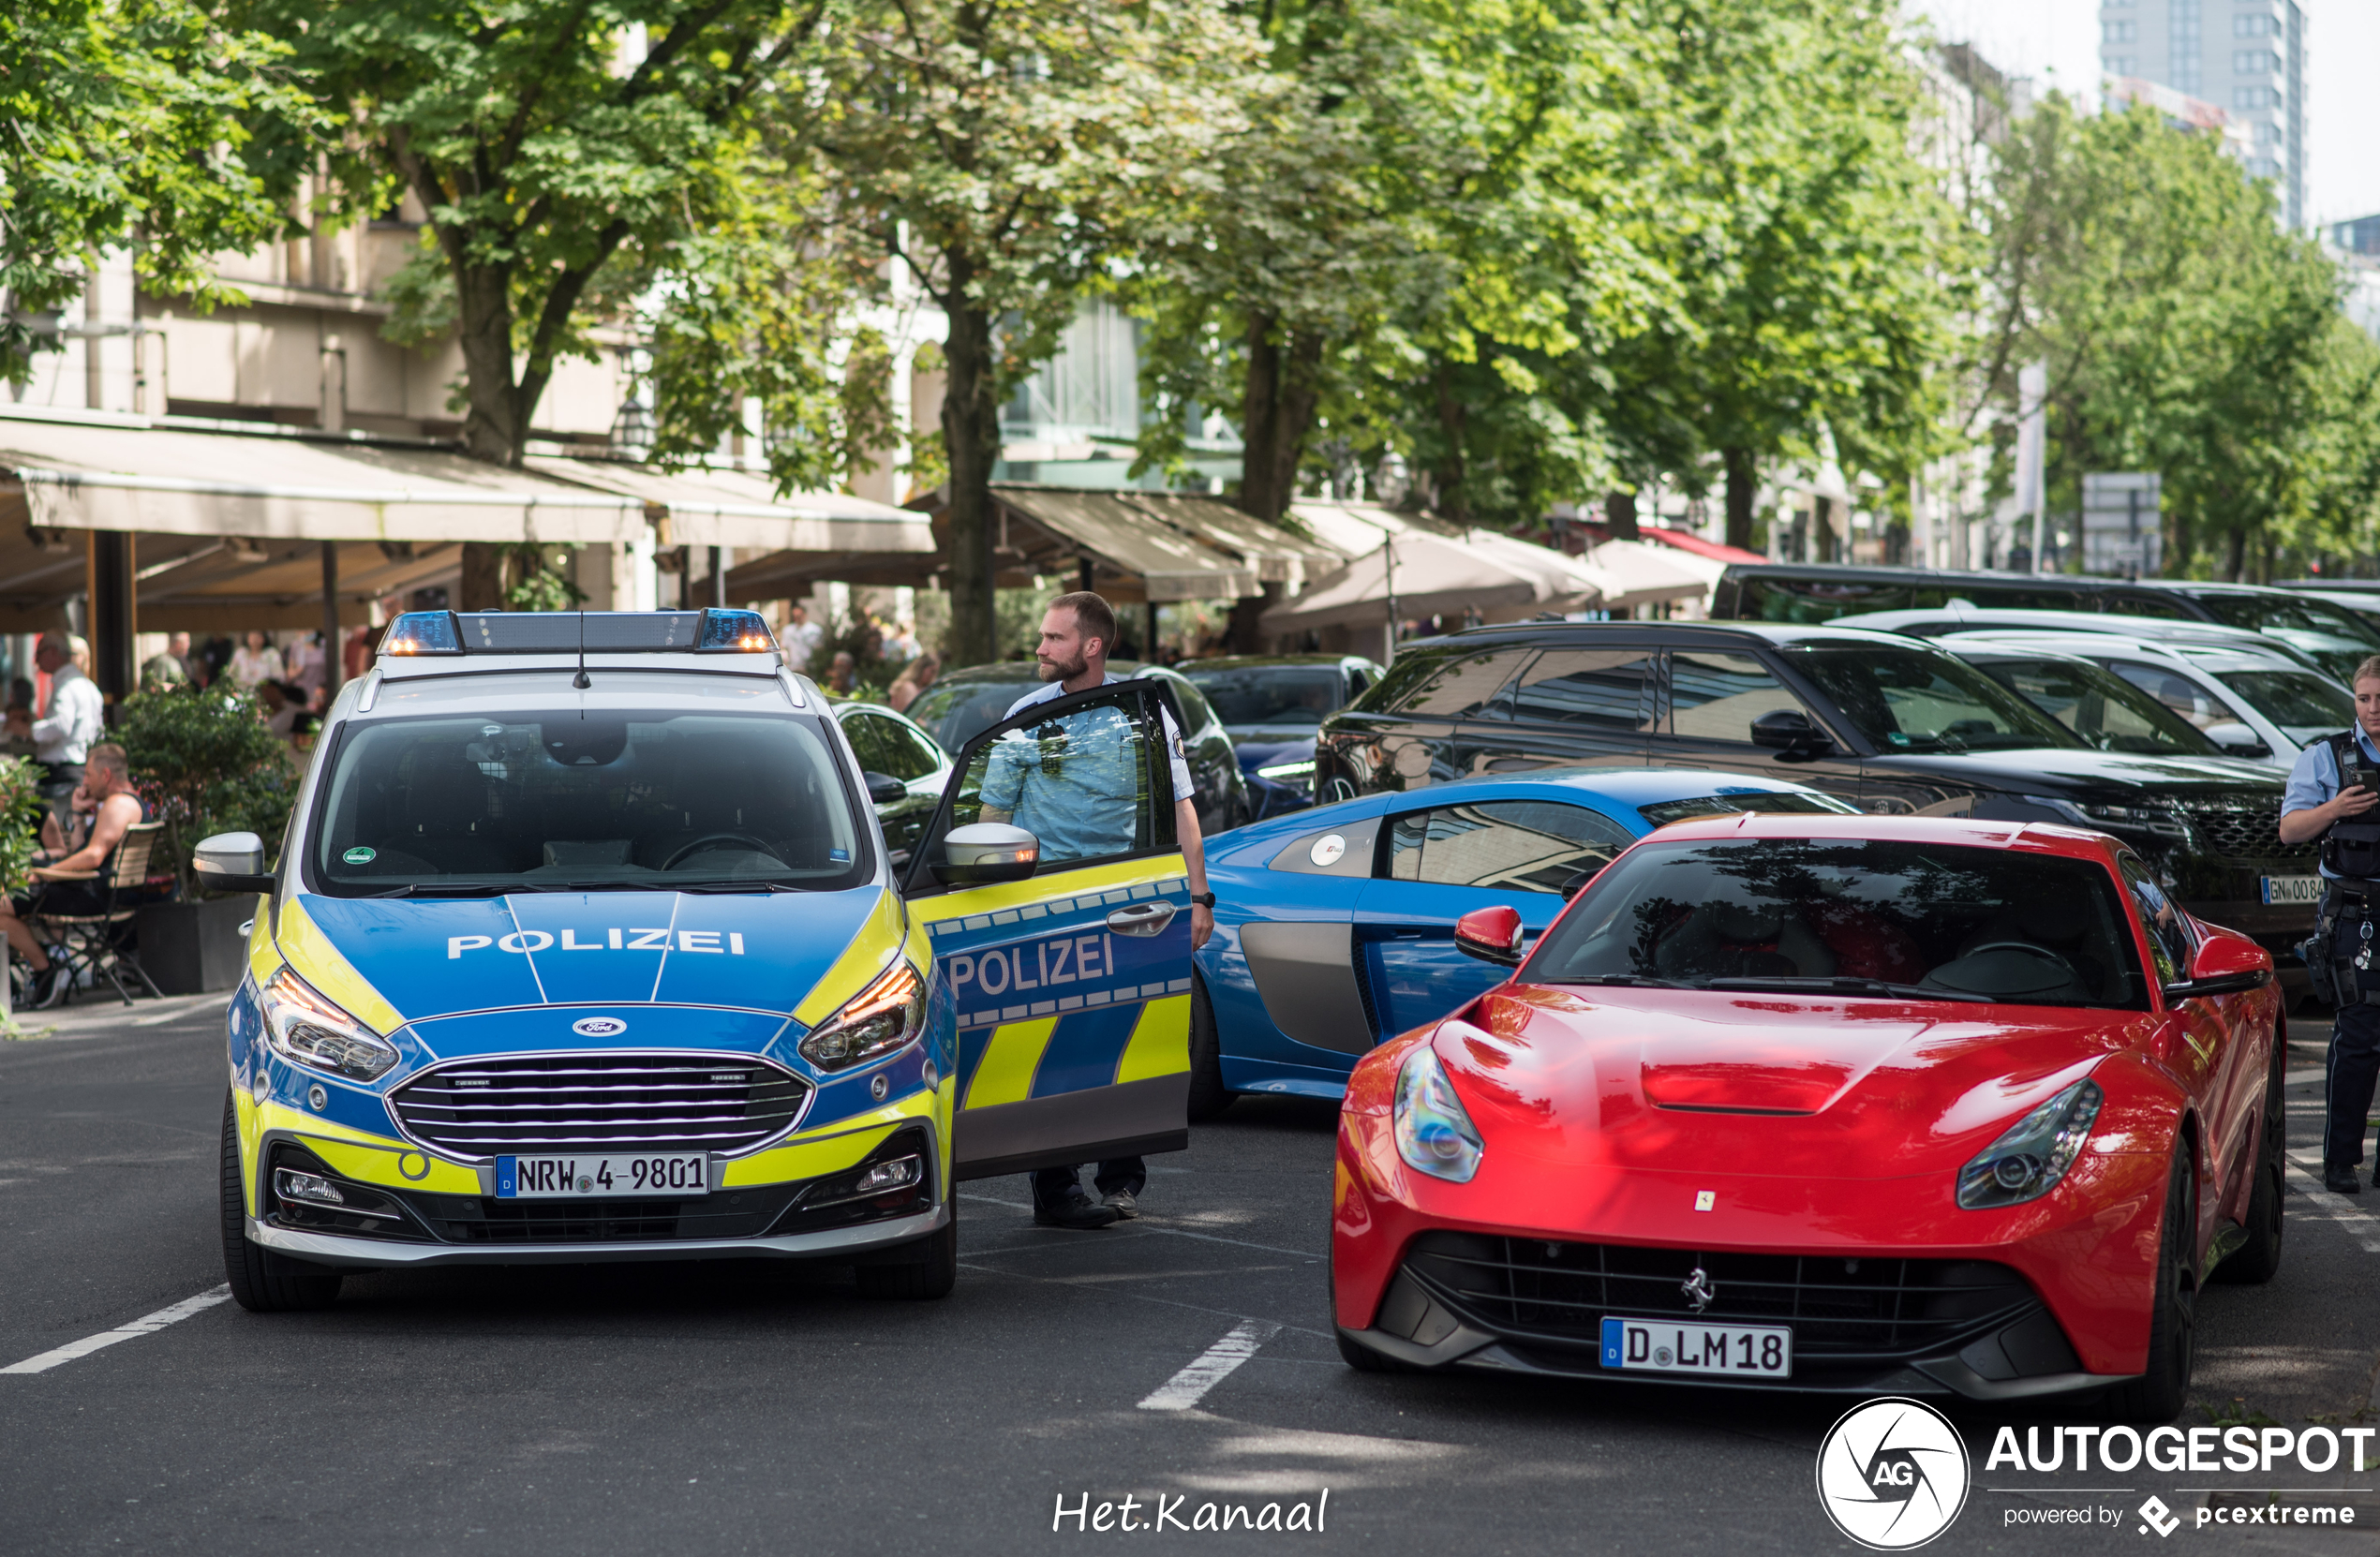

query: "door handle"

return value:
[1107, 902, 1177, 937]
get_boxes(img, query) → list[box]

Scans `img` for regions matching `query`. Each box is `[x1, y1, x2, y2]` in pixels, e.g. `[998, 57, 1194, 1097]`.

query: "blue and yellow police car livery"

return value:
[210, 609, 1194, 1312]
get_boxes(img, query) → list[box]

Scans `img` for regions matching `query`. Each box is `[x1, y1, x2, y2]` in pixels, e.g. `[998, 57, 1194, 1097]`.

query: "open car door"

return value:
[903, 681, 1194, 1179]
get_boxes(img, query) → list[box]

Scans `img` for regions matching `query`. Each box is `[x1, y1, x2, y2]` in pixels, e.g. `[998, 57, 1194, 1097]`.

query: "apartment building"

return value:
[2101, 0, 2305, 228]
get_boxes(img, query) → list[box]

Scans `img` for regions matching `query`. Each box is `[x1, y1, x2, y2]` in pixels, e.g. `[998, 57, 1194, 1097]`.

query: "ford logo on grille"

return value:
[572, 1016, 628, 1038]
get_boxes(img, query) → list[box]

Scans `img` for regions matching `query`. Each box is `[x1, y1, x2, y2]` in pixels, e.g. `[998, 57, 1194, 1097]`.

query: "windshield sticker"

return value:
[342, 846, 376, 865]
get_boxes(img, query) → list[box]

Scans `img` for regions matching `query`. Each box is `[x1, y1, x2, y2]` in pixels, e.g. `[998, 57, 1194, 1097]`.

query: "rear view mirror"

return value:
[930, 823, 1041, 887]
[863, 771, 909, 806]
[1454, 905, 1525, 968]
[194, 831, 275, 894]
[1749, 709, 1832, 756]
[2202, 722, 2269, 759]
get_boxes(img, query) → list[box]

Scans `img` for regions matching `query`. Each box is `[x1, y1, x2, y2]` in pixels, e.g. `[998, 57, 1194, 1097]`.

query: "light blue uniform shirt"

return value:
[982, 675, 1196, 866]
[2282, 726, 2380, 881]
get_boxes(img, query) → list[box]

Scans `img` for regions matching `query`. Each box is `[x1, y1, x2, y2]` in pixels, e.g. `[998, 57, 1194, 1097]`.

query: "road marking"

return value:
[2283, 1152, 2380, 1253]
[1, 1285, 231, 1375]
[1138, 1318, 1282, 1411]
[959, 1192, 1323, 1260]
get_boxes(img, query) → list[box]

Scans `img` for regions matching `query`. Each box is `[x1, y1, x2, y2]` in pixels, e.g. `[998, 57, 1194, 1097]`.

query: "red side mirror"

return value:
[1455, 905, 1525, 968]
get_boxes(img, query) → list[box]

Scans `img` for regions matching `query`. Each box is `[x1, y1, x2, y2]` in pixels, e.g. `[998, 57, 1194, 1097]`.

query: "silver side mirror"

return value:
[194, 831, 274, 893]
[932, 822, 1041, 887]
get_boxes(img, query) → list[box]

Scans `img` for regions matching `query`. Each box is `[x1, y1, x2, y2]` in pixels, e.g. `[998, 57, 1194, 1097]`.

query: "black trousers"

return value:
[1030, 1158, 1145, 1210]
[2326, 913, 2380, 1168]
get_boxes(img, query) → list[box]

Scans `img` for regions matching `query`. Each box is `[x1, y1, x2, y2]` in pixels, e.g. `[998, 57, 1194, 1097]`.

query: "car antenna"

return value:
[573, 609, 590, 692]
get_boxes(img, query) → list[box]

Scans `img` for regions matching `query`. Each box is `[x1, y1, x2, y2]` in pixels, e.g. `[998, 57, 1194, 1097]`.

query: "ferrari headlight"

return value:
[1956, 1078, 2103, 1209]
[258, 967, 399, 1082]
[1393, 1045, 1484, 1183]
[799, 958, 925, 1073]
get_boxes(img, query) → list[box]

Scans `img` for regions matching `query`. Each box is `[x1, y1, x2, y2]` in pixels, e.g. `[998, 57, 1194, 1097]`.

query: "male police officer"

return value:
[2279, 654, 2380, 1194]
[980, 591, 1213, 1229]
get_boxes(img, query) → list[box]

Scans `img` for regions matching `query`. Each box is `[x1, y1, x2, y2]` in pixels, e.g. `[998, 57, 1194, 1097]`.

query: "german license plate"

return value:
[2261, 875, 2322, 906]
[1599, 1316, 1792, 1377]
[495, 1153, 710, 1198]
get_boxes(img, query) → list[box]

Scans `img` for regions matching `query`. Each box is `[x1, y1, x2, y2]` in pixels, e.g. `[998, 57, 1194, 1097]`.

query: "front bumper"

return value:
[247, 1200, 947, 1269]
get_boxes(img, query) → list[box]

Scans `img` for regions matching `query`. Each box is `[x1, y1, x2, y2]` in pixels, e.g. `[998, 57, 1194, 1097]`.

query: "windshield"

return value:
[903, 676, 1040, 755]
[1526, 838, 2148, 1009]
[1176, 665, 1345, 731]
[1970, 658, 2219, 757]
[1786, 646, 2079, 753]
[308, 711, 867, 896]
[2193, 596, 2380, 679]
[2222, 670, 2356, 745]
[1636, 791, 1861, 827]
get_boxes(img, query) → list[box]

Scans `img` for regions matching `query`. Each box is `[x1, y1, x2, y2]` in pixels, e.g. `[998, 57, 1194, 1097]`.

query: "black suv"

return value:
[1313, 622, 2314, 974]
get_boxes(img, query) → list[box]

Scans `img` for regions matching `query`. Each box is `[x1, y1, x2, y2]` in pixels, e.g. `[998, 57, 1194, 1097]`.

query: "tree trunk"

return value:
[460, 543, 508, 611]
[1238, 315, 1323, 525]
[2223, 526, 2246, 584]
[940, 252, 1002, 666]
[1432, 361, 1468, 525]
[1723, 445, 1757, 553]
[1604, 488, 1640, 541]
[454, 262, 525, 467]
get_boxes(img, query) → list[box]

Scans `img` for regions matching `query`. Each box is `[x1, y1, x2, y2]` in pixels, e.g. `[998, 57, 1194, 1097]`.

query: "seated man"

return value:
[2, 743, 145, 1009]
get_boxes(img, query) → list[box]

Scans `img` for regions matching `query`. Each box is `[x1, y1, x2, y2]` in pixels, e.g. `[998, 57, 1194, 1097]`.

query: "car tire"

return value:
[2106, 1147, 2197, 1421]
[2214, 1041, 2287, 1285]
[855, 1198, 958, 1299]
[218, 1091, 343, 1313]
[1185, 971, 1235, 1122]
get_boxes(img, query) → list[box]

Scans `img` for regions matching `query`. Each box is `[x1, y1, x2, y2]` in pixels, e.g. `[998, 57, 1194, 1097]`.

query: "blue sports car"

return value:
[1185, 767, 1857, 1114]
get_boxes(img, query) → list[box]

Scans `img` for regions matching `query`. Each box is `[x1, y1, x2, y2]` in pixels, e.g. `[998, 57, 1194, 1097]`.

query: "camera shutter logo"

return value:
[572, 1016, 628, 1038]
[1814, 1397, 1969, 1550]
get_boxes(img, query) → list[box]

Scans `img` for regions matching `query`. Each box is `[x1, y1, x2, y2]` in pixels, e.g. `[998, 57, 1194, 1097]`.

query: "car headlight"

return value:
[258, 968, 400, 1081]
[1956, 1078, 2103, 1209]
[1393, 1045, 1484, 1183]
[799, 957, 925, 1072]
[1257, 758, 1316, 782]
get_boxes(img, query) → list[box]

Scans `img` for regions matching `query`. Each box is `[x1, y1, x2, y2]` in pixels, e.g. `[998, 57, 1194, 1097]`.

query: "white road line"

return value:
[2283, 1152, 2380, 1253]
[1, 1285, 232, 1375]
[1138, 1318, 1283, 1411]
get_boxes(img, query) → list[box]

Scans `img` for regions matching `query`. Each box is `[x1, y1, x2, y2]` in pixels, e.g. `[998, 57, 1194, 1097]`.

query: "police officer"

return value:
[2279, 653, 2380, 1194]
[980, 591, 1213, 1229]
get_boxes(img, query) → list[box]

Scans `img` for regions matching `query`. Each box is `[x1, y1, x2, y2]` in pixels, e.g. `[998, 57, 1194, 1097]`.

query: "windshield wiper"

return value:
[674, 879, 803, 894]
[362, 882, 522, 899]
[1555, 972, 1687, 989]
[1702, 975, 1992, 1003]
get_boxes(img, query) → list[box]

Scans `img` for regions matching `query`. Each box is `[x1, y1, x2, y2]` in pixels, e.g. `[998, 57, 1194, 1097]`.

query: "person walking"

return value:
[981, 591, 1214, 1230]
[2281, 654, 2380, 1194]
[4, 634, 103, 802]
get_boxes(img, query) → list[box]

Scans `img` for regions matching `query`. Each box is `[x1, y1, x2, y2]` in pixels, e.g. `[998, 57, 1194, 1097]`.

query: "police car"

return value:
[209, 609, 1197, 1310]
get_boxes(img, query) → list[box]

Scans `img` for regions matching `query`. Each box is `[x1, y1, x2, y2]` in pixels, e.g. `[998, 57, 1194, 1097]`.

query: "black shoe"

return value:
[2327, 1164, 2362, 1194]
[26, 962, 67, 1011]
[1033, 1196, 1121, 1230]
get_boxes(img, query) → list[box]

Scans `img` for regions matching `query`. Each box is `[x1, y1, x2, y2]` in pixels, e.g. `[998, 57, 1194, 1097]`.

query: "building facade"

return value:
[2101, 0, 2304, 228]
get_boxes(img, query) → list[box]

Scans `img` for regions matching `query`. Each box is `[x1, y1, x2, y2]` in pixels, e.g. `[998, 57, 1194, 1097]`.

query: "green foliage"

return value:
[114, 688, 296, 893]
[0, 0, 325, 384]
[499, 544, 588, 613]
[0, 756, 48, 895]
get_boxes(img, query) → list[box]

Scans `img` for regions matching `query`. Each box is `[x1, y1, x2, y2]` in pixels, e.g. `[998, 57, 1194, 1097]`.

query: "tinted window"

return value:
[2119, 853, 2191, 984]
[309, 712, 866, 894]
[938, 688, 1165, 871]
[2104, 660, 2248, 730]
[1385, 799, 1636, 894]
[1159, 674, 1221, 734]
[1376, 648, 1527, 719]
[2195, 594, 2380, 645]
[2103, 595, 2195, 620]
[1788, 646, 2078, 752]
[1176, 666, 1341, 728]
[844, 712, 942, 781]
[2224, 670, 2355, 743]
[1733, 573, 2107, 624]
[1527, 837, 2147, 1008]
[1667, 651, 1816, 742]
[1636, 791, 1861, 827]
[1971, 658, 2218, 756]
[1486, 649, 1653, 730]
[905, 677, 1038, 754]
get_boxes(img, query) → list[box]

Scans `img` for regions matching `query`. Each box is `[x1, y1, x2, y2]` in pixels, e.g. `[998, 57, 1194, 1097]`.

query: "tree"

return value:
[1, 0, 320, 384]
[806, 0, 1260, 663]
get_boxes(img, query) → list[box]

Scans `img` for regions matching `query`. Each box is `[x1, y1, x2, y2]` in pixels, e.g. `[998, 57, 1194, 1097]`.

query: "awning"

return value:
[1260, 527, 1609, 631]
[1112, 492, 1345, 589]
[0, 407, 647, 543]
[521, 456, 931, 554]
[1285, 499, 1465, 560]
[1575, 538, 1718, 609]
[992, 487, 1259, 601]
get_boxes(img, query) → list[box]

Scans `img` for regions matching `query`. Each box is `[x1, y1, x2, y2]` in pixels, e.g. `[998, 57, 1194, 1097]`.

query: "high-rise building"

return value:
[2100, 0, 2304, 228]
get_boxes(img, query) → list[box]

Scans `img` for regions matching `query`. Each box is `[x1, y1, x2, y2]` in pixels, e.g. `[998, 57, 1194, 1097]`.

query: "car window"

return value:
[841, 711, 898, 776]
[2102, 595, 2195, 620]
[2102, 660, 2247, 731]
[2118, 853, 2191, 985]
[1786, 646, 2079, 753]
[1373, 648, 1528, 719]
[1480, 649, 1654, 731]
[1384, 799, 1636, 894]
[1666, 651, 1818, 743]
[1156, 674, 1220, 734]
[1971, 659, 2217, 756]
[904, 678, 1038, 754]
[1635, 791, 1861, 826]
[1174, 666, 1339, 727]
[845, 712, 941, 782]
[919, 686, 1166, 873]
[1528, 836, 2149, 1008]
[2194, 594, 2380, 645]
[2222, 670, 2356, 745]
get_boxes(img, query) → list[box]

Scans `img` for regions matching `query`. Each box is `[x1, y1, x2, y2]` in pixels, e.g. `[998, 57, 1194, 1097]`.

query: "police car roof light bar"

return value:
[379, 608, 777, 660]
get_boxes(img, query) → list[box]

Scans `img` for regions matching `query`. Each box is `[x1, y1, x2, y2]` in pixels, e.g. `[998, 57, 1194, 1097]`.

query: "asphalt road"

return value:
[7, 995, 2380, 1556]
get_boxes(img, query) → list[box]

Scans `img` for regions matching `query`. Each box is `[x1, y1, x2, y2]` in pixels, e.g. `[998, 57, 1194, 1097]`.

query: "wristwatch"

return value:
[1188, 891, 1217, 909]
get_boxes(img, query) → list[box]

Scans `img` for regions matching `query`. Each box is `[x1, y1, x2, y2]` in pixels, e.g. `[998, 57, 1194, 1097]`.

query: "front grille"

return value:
[1404, 1234, 2036, 1358]
[2180, 798, 2311, 863]
[390, 1053, 810, 1159]
[395, 1182, 809, 1244]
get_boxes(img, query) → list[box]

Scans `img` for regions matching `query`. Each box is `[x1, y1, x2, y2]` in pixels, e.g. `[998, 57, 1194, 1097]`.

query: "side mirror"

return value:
[1454, 905, 1525, 968]
[930, 822, 1041, 887]
[194, 831, 275, 894]
[2203, 722, 2270, 759]
[863, 771, 909, 806]
[2164, 935, 2272, 1001]
[1749, 709, 1832, 756]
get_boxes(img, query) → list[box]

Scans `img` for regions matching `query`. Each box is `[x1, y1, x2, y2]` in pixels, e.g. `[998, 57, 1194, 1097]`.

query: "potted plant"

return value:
[117, 687, 298, 994]
[1, 754, 47, 1015]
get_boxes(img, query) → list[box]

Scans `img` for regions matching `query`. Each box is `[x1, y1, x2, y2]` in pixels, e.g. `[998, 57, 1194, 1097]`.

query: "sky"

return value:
[1911, 0, 2380, 230]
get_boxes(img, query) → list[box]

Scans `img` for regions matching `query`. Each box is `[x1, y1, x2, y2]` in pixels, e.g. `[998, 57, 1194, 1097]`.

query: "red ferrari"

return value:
[1331, 815, 2282, 1417]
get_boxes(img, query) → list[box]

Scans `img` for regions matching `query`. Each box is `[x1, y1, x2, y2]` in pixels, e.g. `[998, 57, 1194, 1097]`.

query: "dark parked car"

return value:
[829, 700, 952, 868]
[1173, 654, 1383, 819]
[1714, 562, 2380, 681]
[901, 660, 1252, 834]
[1312, 621, 2316, 984]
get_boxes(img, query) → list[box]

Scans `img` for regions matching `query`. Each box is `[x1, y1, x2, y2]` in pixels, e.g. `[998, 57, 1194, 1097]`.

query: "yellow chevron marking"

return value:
[1114, 993, 1192, 1084]
[963, 1017, 1058, 1111]
[792, 889, 909, 1027]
